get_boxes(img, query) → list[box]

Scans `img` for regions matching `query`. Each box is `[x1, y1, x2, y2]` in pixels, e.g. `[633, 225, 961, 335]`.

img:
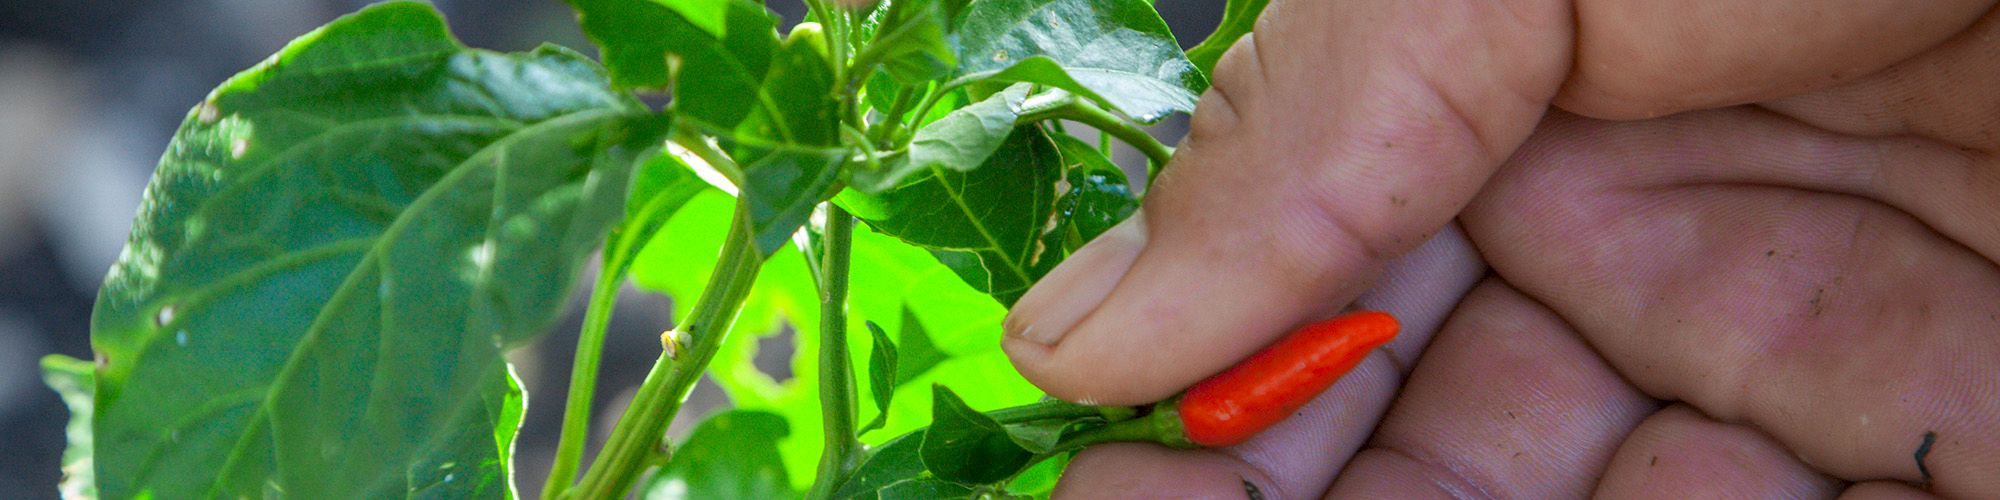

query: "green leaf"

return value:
[839, 126, 1065, 305]
[880, 478, 977, 499]
[1005, 452, 1069, 499]
[608, 153, 711, 280]
[735, 37, 840, 146]
[921, 385, 1035, 485]
[952, 0, 1205, 122]
[645, 410, 794, 499]
[850, 84, 1029, 192]
[87, 3, 651, 497]
[832, 429, 929, 498]
[567, 0, 780, 129]
[859, 321, 898, 435]
[1047, 133, 1138, 246]
[1184, 0, 1270, 78]
[864, 0, 957, 85]
[632, 192, 1044, 490]
[1004, 420, 1065, 454]
[650, 0, 732, 38]
[41, 355, 95, 500]
[733, 143, 847, 256]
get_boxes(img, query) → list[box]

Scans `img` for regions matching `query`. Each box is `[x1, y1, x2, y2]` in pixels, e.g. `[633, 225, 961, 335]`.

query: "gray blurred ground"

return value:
[0, 0, 1216, 497]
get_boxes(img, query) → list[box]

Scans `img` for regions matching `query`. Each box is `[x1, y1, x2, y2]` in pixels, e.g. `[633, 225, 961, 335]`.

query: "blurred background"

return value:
[0, 0, 1220, 497]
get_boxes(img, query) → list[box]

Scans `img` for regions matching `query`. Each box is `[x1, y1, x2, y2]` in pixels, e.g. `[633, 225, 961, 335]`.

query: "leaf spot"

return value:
[175, 330, 189, 347]
[155, 304, 177, 327]
[992, 49, 1010, 63]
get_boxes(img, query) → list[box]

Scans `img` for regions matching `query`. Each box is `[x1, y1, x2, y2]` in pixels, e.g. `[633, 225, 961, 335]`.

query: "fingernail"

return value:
[1004, 211, 1147, 345]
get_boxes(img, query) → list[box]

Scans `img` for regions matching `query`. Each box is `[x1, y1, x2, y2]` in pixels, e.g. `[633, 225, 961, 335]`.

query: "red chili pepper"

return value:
[1175, 311, 1400, 447]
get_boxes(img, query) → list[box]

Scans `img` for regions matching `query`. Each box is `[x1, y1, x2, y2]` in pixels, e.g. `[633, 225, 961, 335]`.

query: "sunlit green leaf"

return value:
[952, 0, 1204, 122]
[87, 4, 650, 497]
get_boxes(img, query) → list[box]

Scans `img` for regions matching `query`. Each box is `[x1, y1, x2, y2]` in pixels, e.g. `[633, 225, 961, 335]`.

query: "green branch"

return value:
[805, 205, 860, 500]
[539, 254, 625, 499]
[568, 202, 767, 499]
[1015, 99, 1175, 180]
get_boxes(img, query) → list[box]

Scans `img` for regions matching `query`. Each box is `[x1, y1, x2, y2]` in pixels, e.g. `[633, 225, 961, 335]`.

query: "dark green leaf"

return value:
[860, 321, 899, 435]
[86, 3, 650, 497]
[41, 355, 95, 500]
[567, 0, 779, 128]
[646, 410, 794, 499]
[1047, 133, 1138, 245]
[880, 478, 976, 499]
[840, 126, 1064, 304]
[1004, 420, 1065, 453]
[732, 143, 847, 256]
[1184, 0, 1269, 78]
[864, 0, 957, 84]
[952, 0, 1205, 122]
[921, 385, 1035, 485]
[834, 429, 927, 498]
[849, 84, 1029, 192]
[735, 37, 840, 146]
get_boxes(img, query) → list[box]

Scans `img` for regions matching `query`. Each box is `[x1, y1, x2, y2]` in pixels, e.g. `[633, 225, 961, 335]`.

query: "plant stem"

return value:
[1015, 99, 1175, 180]
[569, 204, 766, 499]
[986, 399, 1110, 424]
[805, 206, 860, 500]
[539, 254, 626, 499]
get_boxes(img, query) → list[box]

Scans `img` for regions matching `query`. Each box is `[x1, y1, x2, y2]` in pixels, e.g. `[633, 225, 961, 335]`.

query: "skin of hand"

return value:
[997, 0, 2000, 497]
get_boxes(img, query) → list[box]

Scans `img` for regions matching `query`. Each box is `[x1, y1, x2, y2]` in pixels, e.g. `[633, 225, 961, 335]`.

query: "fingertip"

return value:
[1055, 443, 1274, 500]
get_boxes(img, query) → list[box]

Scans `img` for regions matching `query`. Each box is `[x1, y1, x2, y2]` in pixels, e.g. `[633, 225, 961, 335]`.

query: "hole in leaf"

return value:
[754, 327, 795, 383]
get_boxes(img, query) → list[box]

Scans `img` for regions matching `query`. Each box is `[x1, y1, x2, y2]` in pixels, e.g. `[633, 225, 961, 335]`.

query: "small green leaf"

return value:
[647, 410, 795, 499]
[921, 385, 1035, 485]
[952, 0, 1205, 122]
[833, 429, 928, 498]
[839, 126, 1065, 305]
[880, 478, 977, 499]
[1047, 133, 1138, 245]
[41, 355, 95, 500]
[849, 84, 1030, 192]
[87, 3, 651, 497]
[1184, 0, 1270, 78]
[860, 321, 899, 435]
[1004, 420, 1066, 454]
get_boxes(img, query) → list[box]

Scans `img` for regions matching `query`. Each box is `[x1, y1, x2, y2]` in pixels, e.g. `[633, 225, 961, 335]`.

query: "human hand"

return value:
[1001, 0, 2000, 497]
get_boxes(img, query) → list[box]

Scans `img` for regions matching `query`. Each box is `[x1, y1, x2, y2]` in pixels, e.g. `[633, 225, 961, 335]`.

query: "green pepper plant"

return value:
[40, 0, 1270, 497]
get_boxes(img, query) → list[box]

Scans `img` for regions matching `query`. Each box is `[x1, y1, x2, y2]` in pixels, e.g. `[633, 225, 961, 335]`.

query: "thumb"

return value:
[1002, 0, 1575, 405]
